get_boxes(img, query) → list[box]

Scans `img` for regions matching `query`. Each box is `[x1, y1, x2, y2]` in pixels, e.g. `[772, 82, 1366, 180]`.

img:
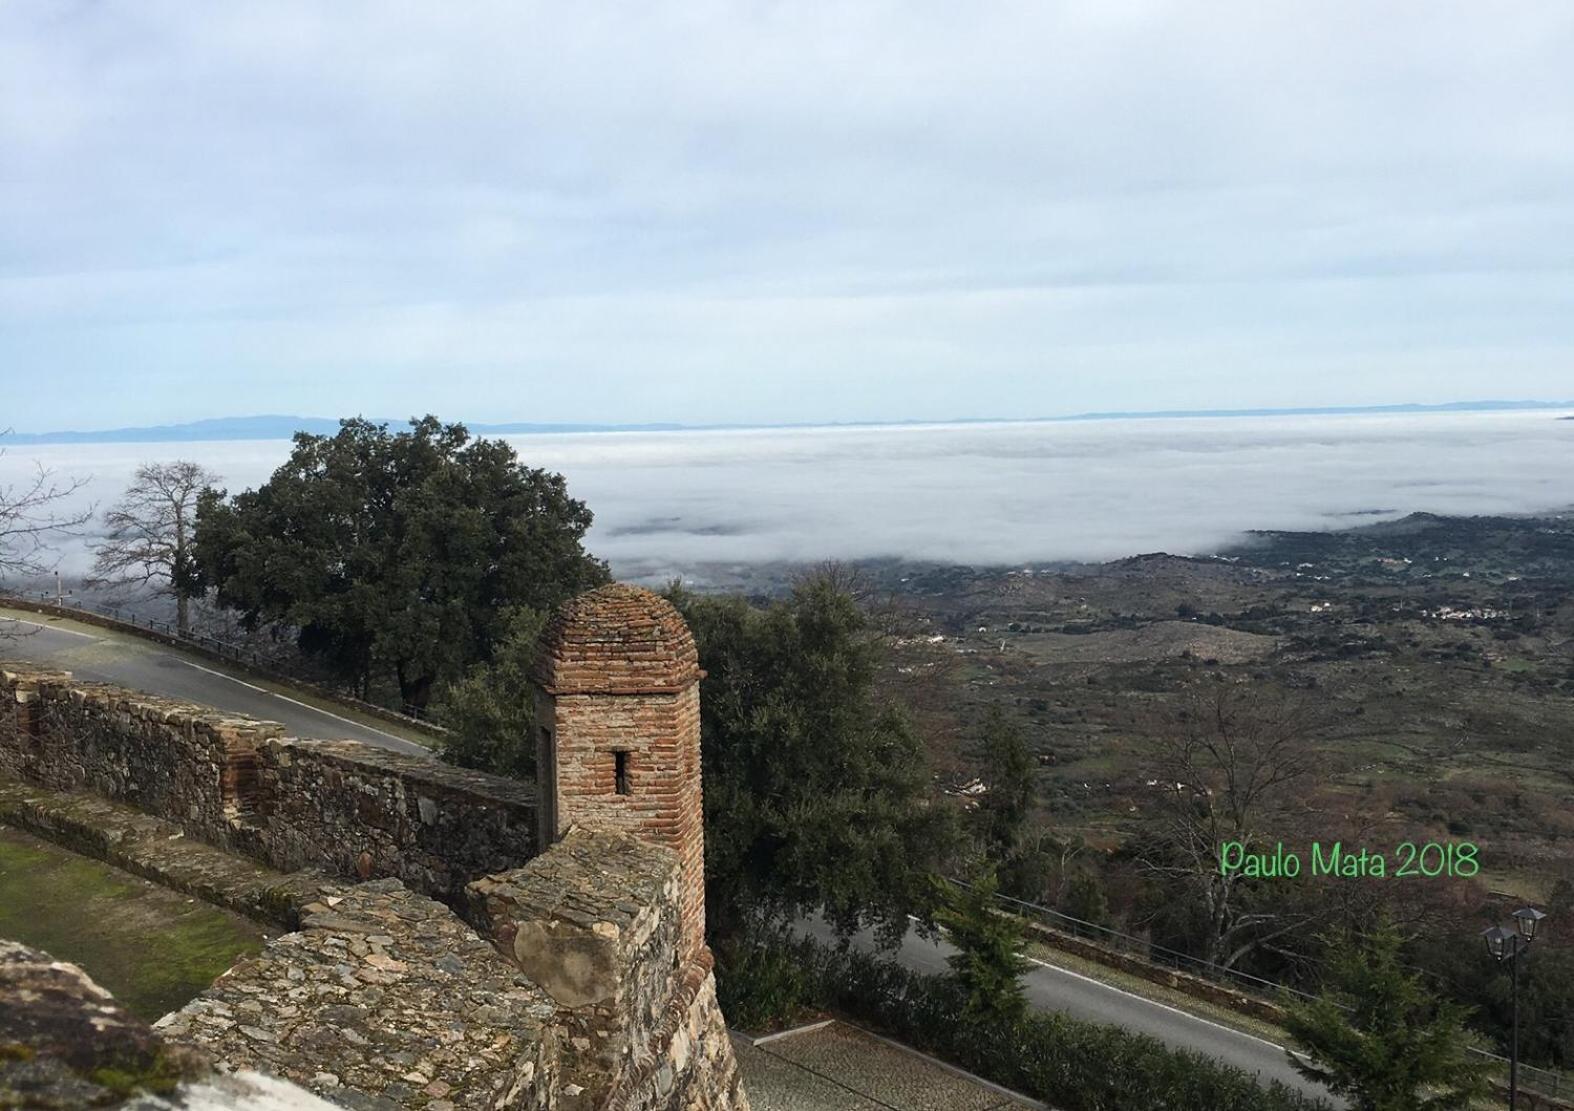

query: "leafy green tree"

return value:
[976, 706, 1036, 865]
[934, 871, 1029, 1024]
[1411, 929, 1574, 1069]
[972, 705, 1069, 904]
[672, 575, 957, 947]
[1061, 869, 1111, 926]
[1282, 919, 1491, 1111]
[193, 417, 605, 711]
[436, 606, 545, 778]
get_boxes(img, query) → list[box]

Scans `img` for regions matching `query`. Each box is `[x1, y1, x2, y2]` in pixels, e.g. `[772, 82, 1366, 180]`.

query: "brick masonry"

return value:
[533, 585, 708, 962]
[0, 582, 750, 1109]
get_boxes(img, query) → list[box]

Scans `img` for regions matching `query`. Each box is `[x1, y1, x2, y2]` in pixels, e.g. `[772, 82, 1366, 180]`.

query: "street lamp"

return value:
[1483, 907, 1549, 1109]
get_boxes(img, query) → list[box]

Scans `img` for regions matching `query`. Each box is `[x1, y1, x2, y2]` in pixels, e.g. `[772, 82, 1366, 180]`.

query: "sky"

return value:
[2, 2, 1573, 432]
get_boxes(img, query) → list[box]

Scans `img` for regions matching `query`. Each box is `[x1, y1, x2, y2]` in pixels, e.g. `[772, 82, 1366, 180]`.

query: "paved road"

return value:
[802, 919, 1338, 1106]
[0, 609, 432, 756]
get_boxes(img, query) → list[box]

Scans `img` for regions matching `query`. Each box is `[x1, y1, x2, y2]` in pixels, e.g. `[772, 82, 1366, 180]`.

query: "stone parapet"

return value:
[468, 828, 749, 1111]
[0, 577, 751, 1109]
[0, 773, 344, 928]
[159, 879, 561, 1110]
[249, 737, 537, 902]
[0, 665, 538, 904]
[0, 665, 280, 845]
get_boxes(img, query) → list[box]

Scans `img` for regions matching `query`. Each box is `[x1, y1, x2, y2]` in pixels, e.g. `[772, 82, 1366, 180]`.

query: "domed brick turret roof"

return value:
[533, 583, 700, 694]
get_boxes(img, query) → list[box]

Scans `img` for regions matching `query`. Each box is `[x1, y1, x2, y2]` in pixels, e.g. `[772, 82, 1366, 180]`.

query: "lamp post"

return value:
[1483, 907, 1548, 1109]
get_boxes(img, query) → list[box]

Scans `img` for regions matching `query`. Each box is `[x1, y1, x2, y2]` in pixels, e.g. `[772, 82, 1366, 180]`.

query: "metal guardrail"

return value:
[1467, 1051, 1567, 1103]
[11, 590, 296, 675]
[958, 880, 1571, 1101]
[950, 876, 1321, 1002]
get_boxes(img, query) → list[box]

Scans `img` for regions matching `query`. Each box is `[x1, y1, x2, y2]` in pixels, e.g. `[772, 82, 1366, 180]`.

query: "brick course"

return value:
[533, 585, 709, 960]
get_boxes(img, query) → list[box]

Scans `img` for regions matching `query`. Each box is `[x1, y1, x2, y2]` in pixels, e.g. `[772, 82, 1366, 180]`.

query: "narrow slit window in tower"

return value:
[614, 750, 631, 796]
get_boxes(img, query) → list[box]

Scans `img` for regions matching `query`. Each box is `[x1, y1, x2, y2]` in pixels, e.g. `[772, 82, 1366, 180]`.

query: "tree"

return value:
[672, 575, 957, 948]
[976, 706, 1036, 865]
[934, 871, 1029, 1024]
[193, 417, 607, 711]
[1137, 681, 1330, 968]
[87, 461, 219, 633]
[0, 436, 90, 590]
[436, 606, 545, 778]
[1283, 919, 1491, 1111]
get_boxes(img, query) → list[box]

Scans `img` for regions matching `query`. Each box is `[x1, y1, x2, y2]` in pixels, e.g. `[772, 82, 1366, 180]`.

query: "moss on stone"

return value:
[87, 1049, 184, 1097]
[0, 828, 267, 1021]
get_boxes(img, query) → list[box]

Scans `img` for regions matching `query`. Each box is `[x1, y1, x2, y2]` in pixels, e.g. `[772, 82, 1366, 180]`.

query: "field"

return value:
[859, 510, 1574, 902]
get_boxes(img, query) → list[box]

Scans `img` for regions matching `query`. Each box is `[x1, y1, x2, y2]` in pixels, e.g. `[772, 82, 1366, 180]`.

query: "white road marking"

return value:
[177, 658, 269, 693]
[1019, 953, 1299, 1058]
[906, 910, 1310, 1067]
[172, 658, 418, 746]
[0, 616, 99, 640]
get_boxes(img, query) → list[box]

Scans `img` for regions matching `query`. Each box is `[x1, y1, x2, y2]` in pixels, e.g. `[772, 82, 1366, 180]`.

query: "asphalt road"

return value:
[0, 608, 432, 756]
[802, 918, 1338, 1106]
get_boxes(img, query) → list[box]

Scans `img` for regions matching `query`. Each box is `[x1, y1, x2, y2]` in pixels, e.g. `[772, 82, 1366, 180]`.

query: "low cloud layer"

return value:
[5, 413, 1570, 583]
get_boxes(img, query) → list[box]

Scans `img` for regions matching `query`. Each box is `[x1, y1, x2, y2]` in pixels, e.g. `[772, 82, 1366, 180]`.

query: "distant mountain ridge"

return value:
[2, 415, 686, 445]
[7, 400, 1574, 445]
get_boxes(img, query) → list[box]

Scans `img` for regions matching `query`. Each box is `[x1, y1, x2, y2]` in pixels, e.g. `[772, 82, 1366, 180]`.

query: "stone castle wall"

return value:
[0, 666, 538, 903]
[0, 660, 748, 1110]
[0, 666, 281, 842]
[247, 737, 537, 902]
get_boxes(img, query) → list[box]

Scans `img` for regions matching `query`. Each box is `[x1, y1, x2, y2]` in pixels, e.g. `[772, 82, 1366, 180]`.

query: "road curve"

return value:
[0, 609, 432, 757]
[801, 918, 1339, 1107]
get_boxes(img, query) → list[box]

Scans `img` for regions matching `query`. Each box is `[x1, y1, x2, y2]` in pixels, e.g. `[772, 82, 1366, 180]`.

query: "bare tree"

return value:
[1137, 680, 1333, 969]
[87, 461, 220, 634]
[0, 436, 92, 589]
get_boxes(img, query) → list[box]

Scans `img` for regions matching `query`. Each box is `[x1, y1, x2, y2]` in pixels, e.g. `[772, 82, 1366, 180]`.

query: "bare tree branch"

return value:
[1135, 679, 1336, 968]
[0, 433, 93, 583]
[84, 460, 220, 633]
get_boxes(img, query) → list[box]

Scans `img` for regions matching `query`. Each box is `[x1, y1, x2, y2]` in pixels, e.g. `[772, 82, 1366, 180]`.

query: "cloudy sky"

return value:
[3, 2, 1572, 432]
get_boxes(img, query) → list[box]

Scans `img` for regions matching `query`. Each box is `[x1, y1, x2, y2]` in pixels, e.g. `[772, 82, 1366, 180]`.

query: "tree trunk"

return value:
[176, 592, 190, 635]
[397, 666, 434, 715]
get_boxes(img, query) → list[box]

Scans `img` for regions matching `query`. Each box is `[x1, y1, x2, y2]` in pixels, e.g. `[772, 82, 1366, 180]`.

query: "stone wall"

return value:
[468, 829, 749, 1111]
[0, 664, 537, 904]
[0, 661, 750, 1109]
[161, 831, 748, 1111]
[1021, 918, 1293, 1025]
[247, 737, 536, 902]
[158, 879, 562, 1110]
[0, 666, 280, 846]
[0, 938, 337, 1109]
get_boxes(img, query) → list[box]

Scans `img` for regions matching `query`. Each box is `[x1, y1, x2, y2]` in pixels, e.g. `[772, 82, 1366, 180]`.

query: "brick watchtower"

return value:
[531, 583, 707, 958]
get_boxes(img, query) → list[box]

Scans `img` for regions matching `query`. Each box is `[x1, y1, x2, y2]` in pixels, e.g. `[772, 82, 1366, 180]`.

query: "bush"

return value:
[711, 934, 814, 1032]
[718, 935, 1329, 1111]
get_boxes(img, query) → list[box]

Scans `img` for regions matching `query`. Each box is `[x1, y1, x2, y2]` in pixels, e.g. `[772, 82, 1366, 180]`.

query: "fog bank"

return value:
[4, 411, 1570, 584]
